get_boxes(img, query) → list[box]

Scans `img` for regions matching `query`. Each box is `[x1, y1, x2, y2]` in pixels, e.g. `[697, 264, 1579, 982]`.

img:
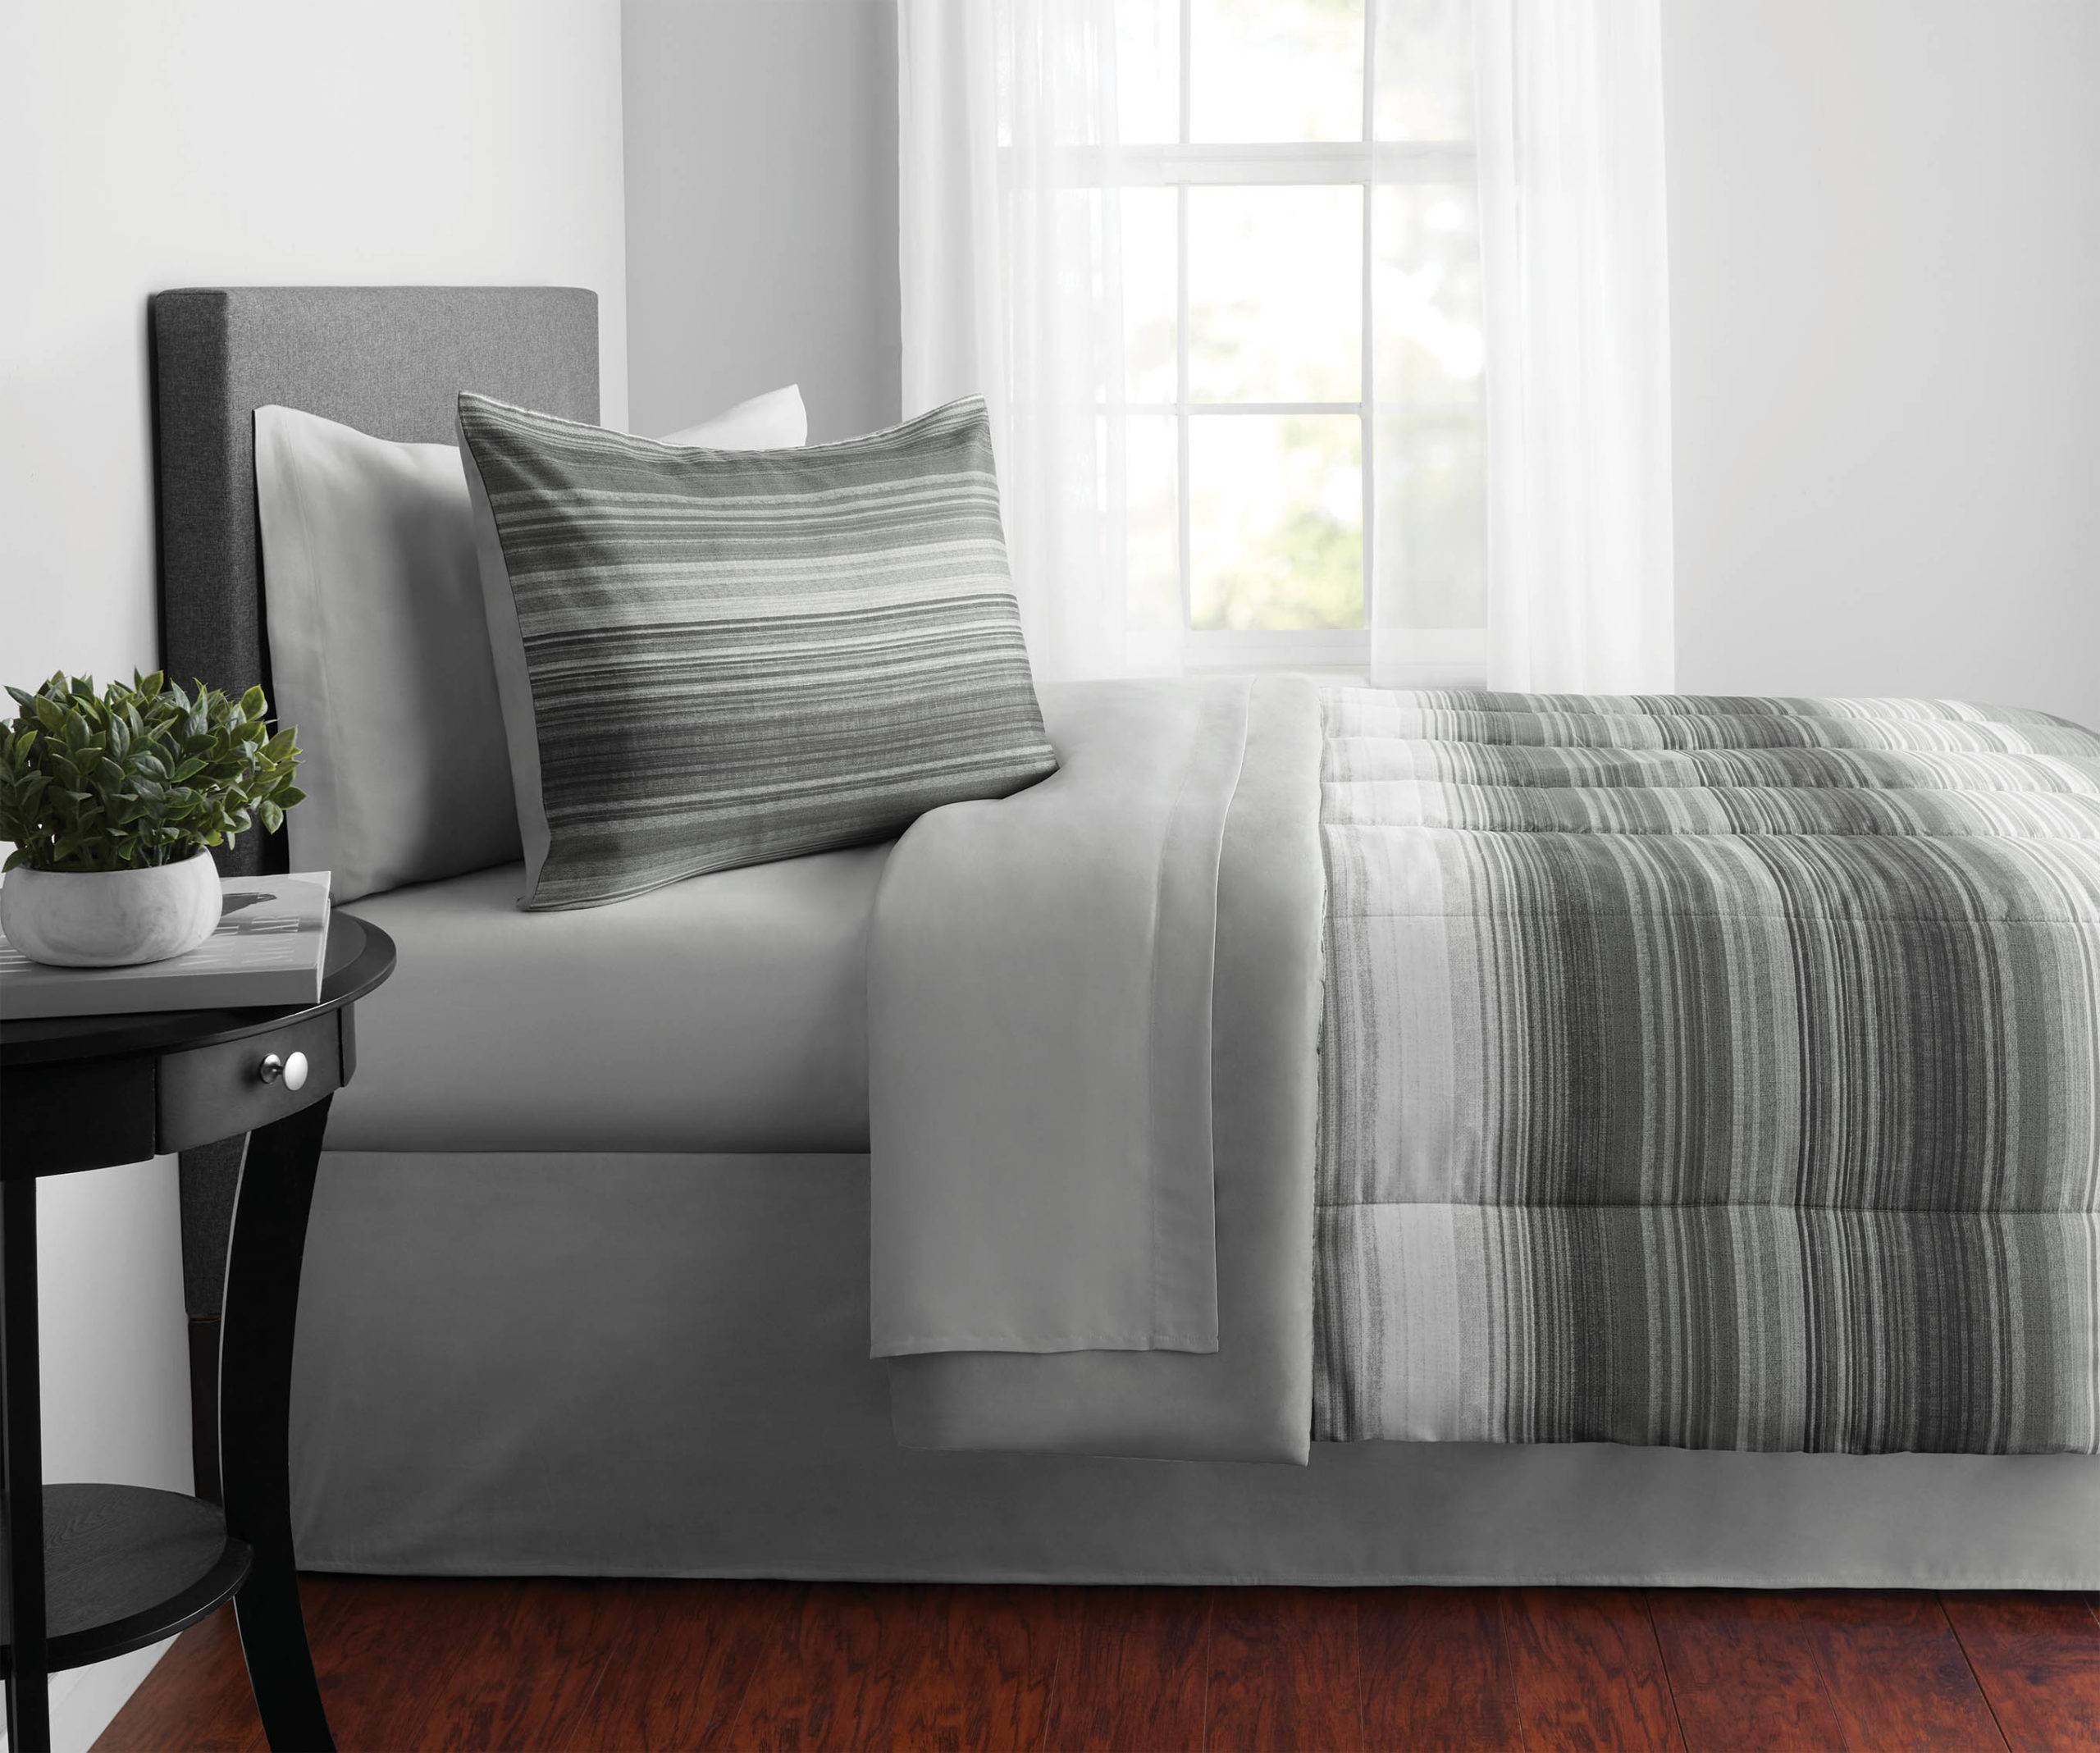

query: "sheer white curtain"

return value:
[898, 1, 1173, 682]
[902, 0, 1673, 692]
[1463, 0, 1674, 693]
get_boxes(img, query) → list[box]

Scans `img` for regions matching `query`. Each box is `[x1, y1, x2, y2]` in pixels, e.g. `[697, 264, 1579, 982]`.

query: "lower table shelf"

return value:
[1, 1483, 252, 1676]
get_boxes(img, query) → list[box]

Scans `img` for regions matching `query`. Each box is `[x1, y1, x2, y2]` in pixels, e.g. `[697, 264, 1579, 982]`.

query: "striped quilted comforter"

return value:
[1314, 689, 2100, 1453]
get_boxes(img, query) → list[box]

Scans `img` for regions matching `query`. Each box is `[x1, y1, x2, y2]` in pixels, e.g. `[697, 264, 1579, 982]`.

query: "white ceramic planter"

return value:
[0, 851, 222, 967]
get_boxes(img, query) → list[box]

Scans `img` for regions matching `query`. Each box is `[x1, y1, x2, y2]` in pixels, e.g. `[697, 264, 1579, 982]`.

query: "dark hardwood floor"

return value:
[96, 1577, 2100, 1751]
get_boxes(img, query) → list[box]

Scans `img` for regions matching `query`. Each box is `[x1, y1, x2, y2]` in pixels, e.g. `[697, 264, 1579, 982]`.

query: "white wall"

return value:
[623, 0, 901, 442]
[0, 4, 627, 1745]
[1664, 0, 2100, 725]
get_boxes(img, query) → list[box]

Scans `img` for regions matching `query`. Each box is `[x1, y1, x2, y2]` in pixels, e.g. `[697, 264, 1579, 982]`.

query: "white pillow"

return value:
[253, 389, 806, 902]
[660, 384, 808, 449]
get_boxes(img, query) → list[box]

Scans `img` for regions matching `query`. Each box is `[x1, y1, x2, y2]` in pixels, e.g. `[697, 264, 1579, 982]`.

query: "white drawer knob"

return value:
[258, 1050, 309, 1092]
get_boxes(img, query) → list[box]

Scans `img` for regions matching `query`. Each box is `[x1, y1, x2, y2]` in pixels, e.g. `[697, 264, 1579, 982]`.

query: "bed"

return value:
[153, 285, 2100, 1586]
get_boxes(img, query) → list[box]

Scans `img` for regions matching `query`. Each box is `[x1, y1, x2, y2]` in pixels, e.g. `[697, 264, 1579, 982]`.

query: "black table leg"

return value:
[219, 1098, 335, 1753]
[2, 1176, 50, 1753]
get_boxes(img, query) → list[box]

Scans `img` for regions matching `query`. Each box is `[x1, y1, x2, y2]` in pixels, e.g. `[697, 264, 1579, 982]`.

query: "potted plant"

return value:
[0, 672, 304, 968]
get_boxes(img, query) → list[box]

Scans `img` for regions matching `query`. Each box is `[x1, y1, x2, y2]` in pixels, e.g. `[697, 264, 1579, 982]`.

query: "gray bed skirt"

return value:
[291, 1151, 2100, 1588]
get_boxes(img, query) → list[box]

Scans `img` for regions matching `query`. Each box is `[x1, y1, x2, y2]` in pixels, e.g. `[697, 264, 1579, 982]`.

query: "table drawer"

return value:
[158, 1011, 344, 1152]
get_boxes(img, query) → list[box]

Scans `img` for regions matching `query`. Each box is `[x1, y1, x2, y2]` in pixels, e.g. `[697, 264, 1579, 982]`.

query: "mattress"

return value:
[332, 847, 887, 1153]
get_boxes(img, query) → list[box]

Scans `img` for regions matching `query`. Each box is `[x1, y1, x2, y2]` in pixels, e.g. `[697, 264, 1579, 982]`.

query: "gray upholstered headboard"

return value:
[149, 285, 599, 1495]
[152, 284, 600, 875]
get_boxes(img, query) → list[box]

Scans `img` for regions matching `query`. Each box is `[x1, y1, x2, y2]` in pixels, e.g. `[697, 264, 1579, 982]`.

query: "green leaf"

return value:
[0, 670, 305, 870]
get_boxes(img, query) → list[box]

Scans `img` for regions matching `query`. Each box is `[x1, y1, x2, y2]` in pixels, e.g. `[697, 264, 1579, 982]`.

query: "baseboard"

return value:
[4, 1639, 174, 1753]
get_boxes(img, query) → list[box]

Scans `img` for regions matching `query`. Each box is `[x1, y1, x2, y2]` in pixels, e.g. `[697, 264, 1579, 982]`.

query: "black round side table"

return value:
[0, 915, 394, 1753]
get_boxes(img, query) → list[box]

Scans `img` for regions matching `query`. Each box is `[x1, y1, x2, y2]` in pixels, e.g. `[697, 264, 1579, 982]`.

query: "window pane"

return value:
[1123, 413, 1182, 629]
[1190, 0, 1364, 144]
[1190, 415, 1363, 630]
[1117, 0, 1180, 144]
[1372, 0, 1476, 140]
[1189, 186, 1362, 403]
[1121, 187, 1178, 403]
[1372, 183, 1483, 412]
[1374, 416, 1482, 628]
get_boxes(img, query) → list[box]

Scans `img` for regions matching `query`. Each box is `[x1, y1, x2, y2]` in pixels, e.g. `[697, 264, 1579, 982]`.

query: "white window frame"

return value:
[1130, 5, 1478, 676]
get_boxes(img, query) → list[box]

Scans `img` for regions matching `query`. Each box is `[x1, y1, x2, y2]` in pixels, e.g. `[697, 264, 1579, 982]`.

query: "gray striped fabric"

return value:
[1314, 687, 2100, 1453]
[457, 394, 1057, 910]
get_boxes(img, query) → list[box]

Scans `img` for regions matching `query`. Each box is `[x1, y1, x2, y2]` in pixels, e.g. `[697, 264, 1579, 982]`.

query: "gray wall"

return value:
[623, 0, 902, 442]
[1664, 0, 2100, 727]
[622, 0, 2100, 723]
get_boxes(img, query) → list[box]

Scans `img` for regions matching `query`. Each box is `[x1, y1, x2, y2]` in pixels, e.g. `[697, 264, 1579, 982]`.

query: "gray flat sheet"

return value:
[292, 1149, 2100, 1586]
[872, 678, 1248, 1358]
[335, 848, 886, 1153]
[879, 677, 1324, 1462]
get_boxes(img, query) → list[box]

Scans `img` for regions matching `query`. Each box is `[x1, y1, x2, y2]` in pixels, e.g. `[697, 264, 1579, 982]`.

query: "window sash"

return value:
[1182, 627, 1487, 687]
[1119, 142, 1472, 185]
[1048, 8, 1486, 673]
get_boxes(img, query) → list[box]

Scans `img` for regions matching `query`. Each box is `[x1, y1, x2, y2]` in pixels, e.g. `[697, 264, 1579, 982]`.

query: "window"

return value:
[1111, 0, 1485, 675]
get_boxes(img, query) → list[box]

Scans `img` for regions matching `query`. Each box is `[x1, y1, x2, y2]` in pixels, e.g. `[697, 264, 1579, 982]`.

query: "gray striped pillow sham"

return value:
[458, 393, 1058, 911]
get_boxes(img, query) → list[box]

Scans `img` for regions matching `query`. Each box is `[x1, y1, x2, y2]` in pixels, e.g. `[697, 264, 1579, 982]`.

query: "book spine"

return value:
[0, 966, 323, 1021]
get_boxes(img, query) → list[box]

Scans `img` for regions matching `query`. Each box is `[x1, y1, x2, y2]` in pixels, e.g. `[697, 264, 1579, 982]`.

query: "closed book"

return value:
[0, 872, 333, 1020]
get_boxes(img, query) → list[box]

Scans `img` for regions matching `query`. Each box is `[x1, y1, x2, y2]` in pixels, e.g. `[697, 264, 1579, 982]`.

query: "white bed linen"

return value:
[331, 848, 887, 1153]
